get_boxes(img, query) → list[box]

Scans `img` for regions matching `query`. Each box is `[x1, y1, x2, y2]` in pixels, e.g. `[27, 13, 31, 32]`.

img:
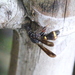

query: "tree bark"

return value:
[0, 0, 75, 75]
[0, 0, 25, 29]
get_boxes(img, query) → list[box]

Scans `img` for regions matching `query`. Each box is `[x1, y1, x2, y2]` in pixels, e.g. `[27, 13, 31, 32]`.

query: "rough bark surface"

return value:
[0, 0, 25, 29]
[0, 0, 75, 75]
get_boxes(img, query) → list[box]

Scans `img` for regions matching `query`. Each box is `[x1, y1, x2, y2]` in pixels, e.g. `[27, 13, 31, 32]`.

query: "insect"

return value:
[23, 17, 60, 57]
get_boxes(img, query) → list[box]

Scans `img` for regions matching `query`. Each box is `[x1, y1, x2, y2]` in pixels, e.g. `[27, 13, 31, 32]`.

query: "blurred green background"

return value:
[0, 29, 13, 75]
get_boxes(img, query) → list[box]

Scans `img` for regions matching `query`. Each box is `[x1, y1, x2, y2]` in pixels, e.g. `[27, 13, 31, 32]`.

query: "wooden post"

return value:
[0, 0, 75, 75]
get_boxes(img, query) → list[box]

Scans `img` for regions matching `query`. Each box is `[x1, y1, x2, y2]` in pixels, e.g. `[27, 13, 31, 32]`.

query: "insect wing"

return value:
[39, 39, 54, 46]
[37, 44, 56, 57]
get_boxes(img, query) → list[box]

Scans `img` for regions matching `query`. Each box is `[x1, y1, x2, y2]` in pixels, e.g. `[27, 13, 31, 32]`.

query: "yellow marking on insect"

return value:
[44, 36, 47, 40]
[32, 10, 35, 16]
[53, 31, 57, 39]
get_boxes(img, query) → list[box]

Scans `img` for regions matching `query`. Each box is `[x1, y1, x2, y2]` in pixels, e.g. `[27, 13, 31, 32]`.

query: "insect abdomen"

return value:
[45, 30, 60, 40]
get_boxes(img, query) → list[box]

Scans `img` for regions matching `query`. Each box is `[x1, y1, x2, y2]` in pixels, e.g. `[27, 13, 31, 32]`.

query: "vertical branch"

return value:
[8, 30, 19, 75]
[9, 29, 40, 75]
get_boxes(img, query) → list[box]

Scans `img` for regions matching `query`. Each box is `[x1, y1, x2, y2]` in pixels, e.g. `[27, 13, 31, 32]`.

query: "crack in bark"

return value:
[64, 0, 67, 20]
[52, 0, 56, 17]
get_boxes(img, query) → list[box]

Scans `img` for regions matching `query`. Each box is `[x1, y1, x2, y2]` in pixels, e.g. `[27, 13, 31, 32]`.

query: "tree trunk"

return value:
[0, 0, 75, 75]
[8, 29, 41, 75]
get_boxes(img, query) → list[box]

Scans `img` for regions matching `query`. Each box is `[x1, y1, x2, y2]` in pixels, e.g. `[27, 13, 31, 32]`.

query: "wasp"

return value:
[23, 17, 60, 57]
